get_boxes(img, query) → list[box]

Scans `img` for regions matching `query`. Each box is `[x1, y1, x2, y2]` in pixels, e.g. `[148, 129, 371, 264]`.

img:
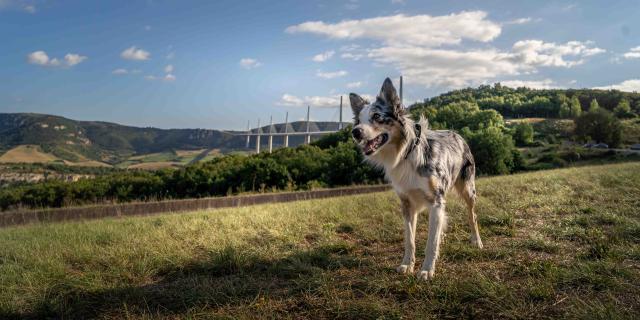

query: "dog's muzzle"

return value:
[352, 128, 364, 141]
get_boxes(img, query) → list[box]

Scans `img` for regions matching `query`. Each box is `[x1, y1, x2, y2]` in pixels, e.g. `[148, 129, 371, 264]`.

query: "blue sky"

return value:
[1, 0, 640, 130]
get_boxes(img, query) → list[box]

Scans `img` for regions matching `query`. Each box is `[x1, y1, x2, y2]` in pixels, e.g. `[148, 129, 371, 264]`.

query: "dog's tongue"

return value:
[364, 139, 377, 155]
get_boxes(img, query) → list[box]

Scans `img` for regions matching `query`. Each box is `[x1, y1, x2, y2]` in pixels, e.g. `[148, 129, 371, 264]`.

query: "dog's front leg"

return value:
[397, 197, 418, 274]
[418, 197, 446, 281]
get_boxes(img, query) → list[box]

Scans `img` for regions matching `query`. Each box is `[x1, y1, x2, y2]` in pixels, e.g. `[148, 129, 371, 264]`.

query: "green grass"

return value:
[1, 162, 639, 319]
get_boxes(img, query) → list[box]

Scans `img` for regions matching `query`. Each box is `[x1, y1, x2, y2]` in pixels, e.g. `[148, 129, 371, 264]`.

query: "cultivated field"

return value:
[0, 144, 223, 169]
[1, 163, 639, 319]
[0, 145, 60, 163]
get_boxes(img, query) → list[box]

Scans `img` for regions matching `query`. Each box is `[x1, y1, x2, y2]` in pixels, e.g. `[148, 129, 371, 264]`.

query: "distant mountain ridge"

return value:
[0, 113, 348, 164]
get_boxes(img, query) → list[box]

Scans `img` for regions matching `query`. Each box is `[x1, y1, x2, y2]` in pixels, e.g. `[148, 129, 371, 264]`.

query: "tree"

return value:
[559, 102, 571, 118]
[467, 109, 504, 130]
[464, 126, 517, 175]
[570, 96, 582, 118]
[614, 99, 635, 118]
[433, 101, 480, 130]
[574, 109, 622, 147]
[589, 98, 600, 112]
[513, 122, 534, 146]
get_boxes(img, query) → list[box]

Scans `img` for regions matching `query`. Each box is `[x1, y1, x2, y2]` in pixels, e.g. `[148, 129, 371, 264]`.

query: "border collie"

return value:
[350, 78, 483, 281]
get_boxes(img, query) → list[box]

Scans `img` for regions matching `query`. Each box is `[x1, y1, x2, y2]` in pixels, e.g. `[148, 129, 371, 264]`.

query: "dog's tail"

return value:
[460, 153, 475, 183]
[459, 144, 477, 200]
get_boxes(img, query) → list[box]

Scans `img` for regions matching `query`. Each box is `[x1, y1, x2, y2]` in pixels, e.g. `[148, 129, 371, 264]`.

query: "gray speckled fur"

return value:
[419, 130, 476, 196]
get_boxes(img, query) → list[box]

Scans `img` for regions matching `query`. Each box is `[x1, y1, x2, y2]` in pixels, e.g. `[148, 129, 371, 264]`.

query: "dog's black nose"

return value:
[352, 128, 363, 140]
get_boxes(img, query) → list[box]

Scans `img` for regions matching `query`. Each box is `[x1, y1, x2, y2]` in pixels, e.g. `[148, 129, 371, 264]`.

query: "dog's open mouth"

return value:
[363, 133, 389, 155]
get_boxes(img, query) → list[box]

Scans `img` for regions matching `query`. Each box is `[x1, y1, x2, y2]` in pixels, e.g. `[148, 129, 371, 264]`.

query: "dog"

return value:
[349, 78, 483, 281]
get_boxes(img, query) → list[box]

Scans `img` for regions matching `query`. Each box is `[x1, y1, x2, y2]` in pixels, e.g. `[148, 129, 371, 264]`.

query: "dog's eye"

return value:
[372, 114, 381, 122]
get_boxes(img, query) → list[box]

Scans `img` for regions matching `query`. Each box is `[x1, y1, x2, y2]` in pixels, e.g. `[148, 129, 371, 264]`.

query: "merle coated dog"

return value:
[350, 78, 483, 281]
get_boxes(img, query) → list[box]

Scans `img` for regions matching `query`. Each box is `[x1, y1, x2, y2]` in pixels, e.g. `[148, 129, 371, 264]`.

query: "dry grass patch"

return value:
[0, 145, 60, 163]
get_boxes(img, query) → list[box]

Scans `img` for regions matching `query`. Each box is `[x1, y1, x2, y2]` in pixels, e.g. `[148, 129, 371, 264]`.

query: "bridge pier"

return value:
[245, 120, 250, 148]
[268, 116, 273, 153]
[284, 112, 289, 148]
[255, 118, 261, 153]
[305, 105, 311, 144]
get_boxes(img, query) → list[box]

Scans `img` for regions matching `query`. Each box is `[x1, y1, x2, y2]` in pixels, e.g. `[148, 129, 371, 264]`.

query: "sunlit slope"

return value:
[1, 162, 639, 318]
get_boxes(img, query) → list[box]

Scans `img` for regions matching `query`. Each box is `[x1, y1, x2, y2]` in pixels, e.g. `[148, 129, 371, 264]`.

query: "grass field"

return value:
[0, 145, 60, 163]
[0, 145, 112, 167]
[1, 162, 639, 319]
[116, 149, 221, 169]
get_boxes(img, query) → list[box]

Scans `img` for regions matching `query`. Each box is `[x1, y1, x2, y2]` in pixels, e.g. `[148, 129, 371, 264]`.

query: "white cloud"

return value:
[112, 68, 128, 75]
[164, 64, 174, 73]
[286, 11, 502, 47]
[504, 17, 533, 25]
[277, 94, 342, 108]
[64, 53, 87, 66]
[594, 79, 640, 92]
[368, 46, 520, 87]
[27, 51, 51, 65]
[166, 52, 175, 60]
[391, 0, 405, 4]
[312, 50, 335, 62]
[510, 40, 605, 68]
[499, 79, 559, 89]
[27, 51, 86, 67]
[623, 46, 640, 59]
[340, 44, 360, 52]
[288, 12, 604, 89]
[121, 46, 150, 61]
[366, 40, 603, 88]
[346, 81, 362, 88]
[316, 70, 348, 79]
[239, 58, 262, 69]
[341, 52, 363, 60]
[0, 0, 36, 12]
[144, 73, 176, 82]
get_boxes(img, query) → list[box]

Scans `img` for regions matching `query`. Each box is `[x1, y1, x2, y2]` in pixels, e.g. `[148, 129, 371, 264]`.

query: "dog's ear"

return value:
[349, 93, 367, 117]
[378, 77, 401, 111]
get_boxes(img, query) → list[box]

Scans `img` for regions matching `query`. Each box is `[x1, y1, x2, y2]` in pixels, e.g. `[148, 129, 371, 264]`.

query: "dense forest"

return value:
[410, 84, 640, 119]
[1, 84, 639, 211]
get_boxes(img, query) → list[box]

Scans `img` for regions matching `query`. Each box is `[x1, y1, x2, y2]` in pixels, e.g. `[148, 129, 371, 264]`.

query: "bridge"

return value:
[244, 101, 345, 153]
[240, 76, 405, 153]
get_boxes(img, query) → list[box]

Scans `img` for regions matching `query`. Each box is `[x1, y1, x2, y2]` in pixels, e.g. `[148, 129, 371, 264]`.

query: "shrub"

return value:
[574, 109, 623, 147]
[513, 122, 534, 146]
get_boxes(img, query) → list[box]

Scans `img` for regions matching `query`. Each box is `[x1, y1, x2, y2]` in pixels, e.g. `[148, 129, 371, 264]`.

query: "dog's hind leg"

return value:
[456, 179, 483, 249]
[418, 194, 446, 281]
[397, 196, 418, 274]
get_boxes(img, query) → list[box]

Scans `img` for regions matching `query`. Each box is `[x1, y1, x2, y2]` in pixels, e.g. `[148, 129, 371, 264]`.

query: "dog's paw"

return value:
[471, 237, 484, 249]
[417, 270, 435, 281]
[396, 264, 414, 274]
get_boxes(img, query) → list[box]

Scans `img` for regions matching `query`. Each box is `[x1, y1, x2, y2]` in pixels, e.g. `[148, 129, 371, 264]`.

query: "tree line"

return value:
[414, 84, 640, 119]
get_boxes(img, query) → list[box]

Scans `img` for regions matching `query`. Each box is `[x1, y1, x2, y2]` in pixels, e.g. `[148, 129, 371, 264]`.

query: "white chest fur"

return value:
[386, 161, 431, 195]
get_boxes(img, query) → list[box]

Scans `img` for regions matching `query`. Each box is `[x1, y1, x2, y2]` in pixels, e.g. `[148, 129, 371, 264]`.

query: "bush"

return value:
[513, 122, 534, 146]
[463, 127, 518, 175]
[574, 109, 623, 147]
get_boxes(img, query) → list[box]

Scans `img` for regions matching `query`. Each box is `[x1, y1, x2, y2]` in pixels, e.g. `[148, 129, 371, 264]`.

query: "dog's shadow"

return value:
[8, 244, 364, 319]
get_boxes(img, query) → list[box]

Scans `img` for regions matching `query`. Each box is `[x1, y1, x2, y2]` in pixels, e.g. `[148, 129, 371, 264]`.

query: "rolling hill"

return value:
[0, 113, 347, 166]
